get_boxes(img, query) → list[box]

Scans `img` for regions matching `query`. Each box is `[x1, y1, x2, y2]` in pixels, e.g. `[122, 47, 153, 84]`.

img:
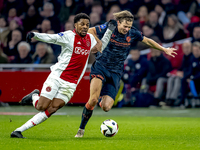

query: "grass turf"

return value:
[0, 107, 200, 150]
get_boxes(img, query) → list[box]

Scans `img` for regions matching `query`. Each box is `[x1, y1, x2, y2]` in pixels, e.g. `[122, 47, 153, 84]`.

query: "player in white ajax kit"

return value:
[10, 13, 116, 138]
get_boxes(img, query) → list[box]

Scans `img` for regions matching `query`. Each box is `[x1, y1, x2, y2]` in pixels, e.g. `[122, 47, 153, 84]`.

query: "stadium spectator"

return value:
[38, 2, 60, 32]
[107, 4, 121, 14]
[117, 0, 135, 13]
[191, 25, 200, 42]
[23, 0, 42, 12]
[91, 1, 103, 15]
[187, 41, 200, 105]
[0, 50, 8, 63]
[2, 0, 24, 18]
[11, 41, 32, 64]
[64, 21, 74, 31]
[160, 0, 176, 15]
[91, 1, 106, 22]
[105, 5, 121, 22]
[135, 6, 148, 30]
[3, 29, 23, 61]
[89, 12, 101, 26]
[8, 18, 23, 31]
[58, 0, 78, 24]
[32, 42, 55, 64]
[140, 48, 172, 105]
[154, 4, 166, 26]
[187, 0, 200, 21]
[180, 41, 200, 107]
[6, 18, 24, 44]
[147, 11, 164, 42]
[122, 48, 149, 92]
[142, 0, 156, 13]
[67, 15, 75, 23]
[76, 0, 94, 15]
[163, 14, 186, 43]
[23, 5, 40, 33]
[7, 8, 18, 22]
[177, 0, 193, 25]
[165, 41, 193, 106]
[0, 15, 10, 50]
[41, 0, 61, 16]
[142, 24, 155, 38]
[38, 19, 51, 33]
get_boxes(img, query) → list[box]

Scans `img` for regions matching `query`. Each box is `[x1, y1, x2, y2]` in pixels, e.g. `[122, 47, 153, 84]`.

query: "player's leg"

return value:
[11, 75, 61, 138]
[75, 77, 103, 137]
[11, 98, 65, 138]
[44, 98, 66, 116]
[99, 72, 120, 112]
[20, 89, 52, 111]
[20, 73, 59, 111]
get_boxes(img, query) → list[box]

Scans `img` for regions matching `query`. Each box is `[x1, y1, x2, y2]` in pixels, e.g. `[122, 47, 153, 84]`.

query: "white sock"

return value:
[15, 111, 48, 132]
[32, 94, 39, 108]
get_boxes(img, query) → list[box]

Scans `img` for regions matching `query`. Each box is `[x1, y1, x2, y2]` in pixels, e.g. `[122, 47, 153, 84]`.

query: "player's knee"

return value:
[36, 104, 47, 111]
[102, 105, 112, 112]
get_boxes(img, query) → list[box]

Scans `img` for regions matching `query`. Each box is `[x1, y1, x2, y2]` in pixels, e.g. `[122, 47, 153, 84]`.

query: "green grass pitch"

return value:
[0, 106, 200, 150]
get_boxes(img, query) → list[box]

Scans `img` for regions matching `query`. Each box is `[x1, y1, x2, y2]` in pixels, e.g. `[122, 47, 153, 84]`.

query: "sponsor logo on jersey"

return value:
[58, 33, 64, 36]
[100, 24, 106, 29]
[74, 47, 90, 55]
[46, 86, 52, 92]
[126, 36, 131, 42]
[86, 40, 90, 47]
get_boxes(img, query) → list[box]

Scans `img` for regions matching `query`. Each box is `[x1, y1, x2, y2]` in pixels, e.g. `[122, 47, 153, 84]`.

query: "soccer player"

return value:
[10, 13, 116, 138]
[75, 10, 177, 137]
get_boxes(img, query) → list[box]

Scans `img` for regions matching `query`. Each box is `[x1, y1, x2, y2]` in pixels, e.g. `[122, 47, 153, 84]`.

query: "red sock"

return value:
[99, 101, 102, 108]
[34, 100, 38, 108]
[85, 102, 94, 110]
[45, 110, 51, 118]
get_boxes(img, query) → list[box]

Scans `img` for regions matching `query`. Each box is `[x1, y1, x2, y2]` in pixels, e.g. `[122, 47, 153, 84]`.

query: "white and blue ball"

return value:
[100, 119, 119, 137]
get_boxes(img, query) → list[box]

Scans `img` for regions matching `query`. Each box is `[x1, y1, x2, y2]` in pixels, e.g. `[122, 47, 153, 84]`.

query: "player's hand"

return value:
[108, 19, 117, 31]
[26, 32, 35, 43]
[164, 47, 177, 57]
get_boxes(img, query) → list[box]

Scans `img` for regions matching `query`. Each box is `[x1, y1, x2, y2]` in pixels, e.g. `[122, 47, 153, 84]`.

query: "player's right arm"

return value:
[26, 32, 68, 46]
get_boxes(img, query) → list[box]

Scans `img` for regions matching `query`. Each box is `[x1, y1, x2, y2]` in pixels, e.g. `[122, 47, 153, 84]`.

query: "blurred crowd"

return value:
[0, 0, 200, 108]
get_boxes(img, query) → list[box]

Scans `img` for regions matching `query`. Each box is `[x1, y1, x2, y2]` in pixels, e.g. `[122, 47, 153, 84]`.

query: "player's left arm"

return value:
[88, 27, 102, 53]
[142, 36, 177, 57]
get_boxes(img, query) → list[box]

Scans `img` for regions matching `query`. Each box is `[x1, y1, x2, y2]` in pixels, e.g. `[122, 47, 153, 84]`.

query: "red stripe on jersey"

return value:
[60, 31, 91, 84]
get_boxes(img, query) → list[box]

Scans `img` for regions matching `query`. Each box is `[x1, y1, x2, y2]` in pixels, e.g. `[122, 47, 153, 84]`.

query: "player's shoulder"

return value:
[87, 33, 96, 40]
[58, 30, 74, 36]
[96, 22, 108, 31]
[129, 26, 143, 37]
[130, 26, 140, 33]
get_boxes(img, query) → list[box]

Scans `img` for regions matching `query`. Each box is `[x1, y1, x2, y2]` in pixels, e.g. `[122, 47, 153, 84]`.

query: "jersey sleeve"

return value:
[132, 29, 144, 42]
[33, 32, 70, 46]
[95, 22, 109, 39]
[89, 34, 97, 49]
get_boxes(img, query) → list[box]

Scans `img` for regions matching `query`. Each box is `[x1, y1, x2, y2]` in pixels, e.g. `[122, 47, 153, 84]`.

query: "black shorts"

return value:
[90, 61, 121, 100]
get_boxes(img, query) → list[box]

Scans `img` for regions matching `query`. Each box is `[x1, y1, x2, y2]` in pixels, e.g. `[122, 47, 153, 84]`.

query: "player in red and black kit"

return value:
[75, 10, 177, 137]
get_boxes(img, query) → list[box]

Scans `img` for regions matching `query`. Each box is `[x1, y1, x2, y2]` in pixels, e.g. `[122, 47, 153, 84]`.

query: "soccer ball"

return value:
[100, 119, 119, 137]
